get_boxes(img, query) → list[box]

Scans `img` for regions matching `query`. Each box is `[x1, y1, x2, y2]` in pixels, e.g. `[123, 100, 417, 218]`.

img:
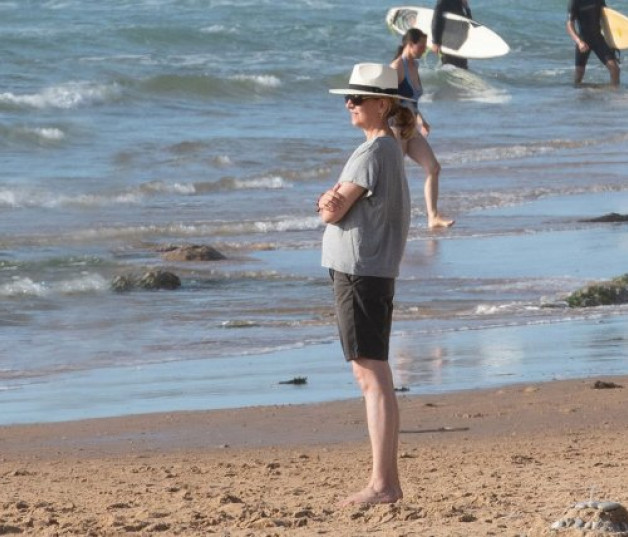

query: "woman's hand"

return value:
[317, 183, 345, 213]
[417, 115, 431, 138]
[318, 182, 367, 224]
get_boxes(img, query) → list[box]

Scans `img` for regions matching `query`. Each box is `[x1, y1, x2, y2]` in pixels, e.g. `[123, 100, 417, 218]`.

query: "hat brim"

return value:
[329, 88, 416, 102]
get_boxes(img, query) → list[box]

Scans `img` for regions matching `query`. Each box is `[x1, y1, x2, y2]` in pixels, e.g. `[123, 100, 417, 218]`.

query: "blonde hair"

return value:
[375, 98, 414, 140]
[383, 98, 399, 119]
[392, 105, 416, 140]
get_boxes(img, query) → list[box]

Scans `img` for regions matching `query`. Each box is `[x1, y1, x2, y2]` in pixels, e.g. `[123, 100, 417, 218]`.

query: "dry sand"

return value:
[1, 376, 628, 536]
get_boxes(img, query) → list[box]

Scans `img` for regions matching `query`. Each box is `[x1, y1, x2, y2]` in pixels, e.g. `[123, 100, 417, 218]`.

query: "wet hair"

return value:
[393, 28, 427, 60]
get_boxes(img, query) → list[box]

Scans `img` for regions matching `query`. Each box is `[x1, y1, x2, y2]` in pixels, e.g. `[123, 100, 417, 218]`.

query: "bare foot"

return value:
[428, 214, 455, 228]
[337, 486, 402, 507]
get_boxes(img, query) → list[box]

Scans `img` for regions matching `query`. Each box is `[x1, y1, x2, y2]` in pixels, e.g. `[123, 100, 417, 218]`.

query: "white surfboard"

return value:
[602, 7, 628, 50]
[386, 6, 510, 60]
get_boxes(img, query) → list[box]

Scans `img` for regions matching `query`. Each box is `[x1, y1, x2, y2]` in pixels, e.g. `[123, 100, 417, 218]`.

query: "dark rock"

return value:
[159, 244, 226, 262]
[111, 274, 136, 293]
[567, 274, 628, 307]
[580, 213, 628, 223]
[111, 270, 181, 292]
[138, 270, 181, 290]
[592, 380, 623, 389]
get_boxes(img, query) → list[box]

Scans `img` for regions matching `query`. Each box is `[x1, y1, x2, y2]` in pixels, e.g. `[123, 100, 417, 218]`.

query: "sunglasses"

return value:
[344, 95, 377, 105]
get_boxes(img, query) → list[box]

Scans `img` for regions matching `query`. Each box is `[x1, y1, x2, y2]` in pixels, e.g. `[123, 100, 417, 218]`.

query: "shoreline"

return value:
[4, 307, 628, 429]
[1, 375, 626, 457]
[2, 376, 628, 536]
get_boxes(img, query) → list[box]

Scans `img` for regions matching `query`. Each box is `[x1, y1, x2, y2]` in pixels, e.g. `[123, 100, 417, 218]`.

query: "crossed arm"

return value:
[317, 182, 368, 224]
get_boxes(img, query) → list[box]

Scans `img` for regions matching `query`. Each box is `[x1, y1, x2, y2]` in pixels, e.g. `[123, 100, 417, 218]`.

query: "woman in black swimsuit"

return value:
[390, 29, 454, 228]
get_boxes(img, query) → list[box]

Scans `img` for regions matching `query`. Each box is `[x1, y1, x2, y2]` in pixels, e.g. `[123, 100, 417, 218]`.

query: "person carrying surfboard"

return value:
[566, 0, 620, 85]
[431, 0, 472, 69]
[390, 28, 455, 228]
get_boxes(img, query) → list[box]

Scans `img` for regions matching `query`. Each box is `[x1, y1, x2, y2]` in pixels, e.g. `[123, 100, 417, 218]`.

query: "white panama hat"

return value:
[329, 63, 416, 102]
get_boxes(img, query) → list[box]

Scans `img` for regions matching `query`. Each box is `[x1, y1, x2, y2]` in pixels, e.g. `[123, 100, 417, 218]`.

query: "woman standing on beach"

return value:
[390, 29, 454, 228]
[317, 63, 413, 505]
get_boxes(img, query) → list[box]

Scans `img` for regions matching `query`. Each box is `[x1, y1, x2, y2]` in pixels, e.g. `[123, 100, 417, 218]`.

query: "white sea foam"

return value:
[437, 133, 627, 167]
[193, 175, 292, 193]
[74, 192, 144, 206]
[474, 302, 539, 315]
[221, 320, 260, 328]
[1, 278, 48, 297]
[213, 155, 232, 166]
[141, 181, 197, 195]
[57, 214, 321, 243]
[0, 188, 143, 209]
[168, 54, 218, 67]
[231, 74, 281, 88]
[1, 125, 66, 146]
[253, 216, 320, 233]
[33, 127, 65, 140]
[0, 274, 108, 298]
[0, 189, 57, 208]
[56, 273, 110, 294]
[0, 81, 118, 109]
[200, 25, 236, 35]
[81, 54, 155, 65]
[233, 176, 290, 190]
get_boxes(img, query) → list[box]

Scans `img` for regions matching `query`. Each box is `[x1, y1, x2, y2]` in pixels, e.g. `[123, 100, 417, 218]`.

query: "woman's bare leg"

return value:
[404, 135, 454, 228]
[338, 358, 402, 506]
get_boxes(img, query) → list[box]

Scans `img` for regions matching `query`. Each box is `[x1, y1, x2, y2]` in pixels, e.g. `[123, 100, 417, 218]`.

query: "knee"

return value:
[352, 367, 371, 393]
[429, 161, 441, 177]
[351, 360, 380, 393]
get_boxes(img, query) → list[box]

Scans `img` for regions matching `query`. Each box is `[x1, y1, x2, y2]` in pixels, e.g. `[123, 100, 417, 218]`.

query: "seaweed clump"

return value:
[567, 274, 628, 307]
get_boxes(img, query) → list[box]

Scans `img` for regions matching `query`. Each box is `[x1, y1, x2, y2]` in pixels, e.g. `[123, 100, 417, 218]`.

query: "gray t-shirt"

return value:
[321, 135, 410, 279]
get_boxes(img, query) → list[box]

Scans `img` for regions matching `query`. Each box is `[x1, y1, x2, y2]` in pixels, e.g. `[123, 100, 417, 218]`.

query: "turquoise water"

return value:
[1, 0, 627, 425]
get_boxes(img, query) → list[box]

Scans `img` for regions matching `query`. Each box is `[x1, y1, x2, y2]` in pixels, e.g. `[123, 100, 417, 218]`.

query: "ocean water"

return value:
[1, 0, 628, 425]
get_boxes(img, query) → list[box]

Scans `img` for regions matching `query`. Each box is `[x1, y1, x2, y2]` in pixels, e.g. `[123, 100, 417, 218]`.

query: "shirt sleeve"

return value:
[338, 143, 379, 197]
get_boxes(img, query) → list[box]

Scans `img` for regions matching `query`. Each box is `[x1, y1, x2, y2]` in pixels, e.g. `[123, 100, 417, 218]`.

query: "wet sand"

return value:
[1, 376, 628, 536]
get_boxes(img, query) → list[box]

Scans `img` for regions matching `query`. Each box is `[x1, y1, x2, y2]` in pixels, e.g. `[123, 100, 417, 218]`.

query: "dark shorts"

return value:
[330, 269, 395, 362]
[575, 36, 616, 67]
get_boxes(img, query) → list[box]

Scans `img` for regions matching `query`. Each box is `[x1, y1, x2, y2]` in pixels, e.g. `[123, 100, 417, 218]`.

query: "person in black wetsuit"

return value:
[431, 0, 472, 69]
[566, 0, 620, 85]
